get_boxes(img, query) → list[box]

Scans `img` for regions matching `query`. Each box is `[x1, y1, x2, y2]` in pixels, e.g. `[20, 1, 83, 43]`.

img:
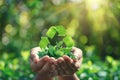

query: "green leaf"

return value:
[46, 26, 56, 39]
[63, 36, 74, 47]
[61, 47, 72, 54]
[61, 47, 76, 59]
[38, 51, 46, 58]
[55, 50, 64, 57]
[55, 41, 63, 48]
[39, 37, 50, 48]
[56, 26, 66, 36]
[68, 53, 77, 59]
[48, 45, 55, 57]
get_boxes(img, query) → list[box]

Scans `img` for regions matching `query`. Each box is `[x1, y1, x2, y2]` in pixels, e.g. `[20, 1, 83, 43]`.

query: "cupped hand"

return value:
[30, 47, 57, 77]
[55, 47, 83, 76]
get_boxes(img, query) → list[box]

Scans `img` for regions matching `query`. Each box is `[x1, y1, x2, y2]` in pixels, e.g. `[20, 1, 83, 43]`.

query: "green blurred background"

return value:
[0, 0, 120, 80]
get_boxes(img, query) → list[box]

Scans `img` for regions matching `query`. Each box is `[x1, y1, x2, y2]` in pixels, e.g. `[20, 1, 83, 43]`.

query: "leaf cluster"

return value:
[38, 26, 76, 59]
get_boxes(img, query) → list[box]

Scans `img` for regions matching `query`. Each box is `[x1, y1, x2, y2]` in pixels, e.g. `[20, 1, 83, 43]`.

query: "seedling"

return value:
[38, 26, 76, 59]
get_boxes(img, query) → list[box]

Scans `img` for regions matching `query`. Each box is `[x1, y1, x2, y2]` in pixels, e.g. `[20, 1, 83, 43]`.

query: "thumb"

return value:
[30, 47, 41, 63]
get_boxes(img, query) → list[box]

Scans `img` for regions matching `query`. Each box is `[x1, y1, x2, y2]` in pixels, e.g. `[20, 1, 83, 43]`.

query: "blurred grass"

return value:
[0, 51, 35, 80]
[0, 52, 120, 80]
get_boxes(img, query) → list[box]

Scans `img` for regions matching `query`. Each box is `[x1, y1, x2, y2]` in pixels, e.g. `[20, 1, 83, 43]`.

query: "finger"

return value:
[30, 53, 39, 63]
[31, 55, 50, 72]
[70, 58, 83, 72]
[54, 62, 59, 75]
[38, 62, 51, 76]
[30, 47, 41, 62]
[71, 47, 83, 60]
[50, 57, 57, 63]
[58, 57, 72, 75]
[63, 55, 78, 73]
[57, 57, 74, 76]
[52, 65, 58, 76]
[38, 59, 55, 76]
[37, 55, 50, 68]
[30, 58, 40, 72]
[74, 57, 83, 69]
[63, 55, 73, 63]
[39, 56, 56, 69]
[49, 65, 57, 77]
[56, 57, 65, 76]
[33, 57, 40, 64]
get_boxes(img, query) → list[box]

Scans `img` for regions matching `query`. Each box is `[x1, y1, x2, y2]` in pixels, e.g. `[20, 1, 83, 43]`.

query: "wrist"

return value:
[58, 74, 79, 80]
[35, 74, 54, 80]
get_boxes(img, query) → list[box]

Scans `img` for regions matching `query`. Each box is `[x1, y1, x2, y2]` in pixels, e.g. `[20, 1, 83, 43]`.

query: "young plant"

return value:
[38, 26, 76, 59]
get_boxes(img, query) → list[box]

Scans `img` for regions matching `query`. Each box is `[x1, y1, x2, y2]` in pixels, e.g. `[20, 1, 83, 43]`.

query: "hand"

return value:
[56, 47, 83, 76]
[30, 47, 57, 78]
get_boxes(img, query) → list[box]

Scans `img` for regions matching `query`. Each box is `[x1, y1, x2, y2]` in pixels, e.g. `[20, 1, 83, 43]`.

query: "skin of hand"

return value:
[30, 47, 82, 80]
[56, 47, 83, 80]
[30, 47, 57, 80]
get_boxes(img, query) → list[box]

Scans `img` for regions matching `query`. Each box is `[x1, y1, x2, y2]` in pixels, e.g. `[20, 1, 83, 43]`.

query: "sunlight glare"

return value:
[86, 0, 101, 10]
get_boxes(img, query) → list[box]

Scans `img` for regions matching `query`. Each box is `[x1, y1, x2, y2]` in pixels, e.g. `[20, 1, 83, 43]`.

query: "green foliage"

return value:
[55, 26, 66, 36]
[0, 53, 120, 80]
[46, 25, 66, 39]
[46, 26, 56, 39]
[0, 52, 34, 80]
[63, 36, 74, 47]
[76, 57, 120, 80]
[39, 37, 50, 49]
[39, 26, 75, 58]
